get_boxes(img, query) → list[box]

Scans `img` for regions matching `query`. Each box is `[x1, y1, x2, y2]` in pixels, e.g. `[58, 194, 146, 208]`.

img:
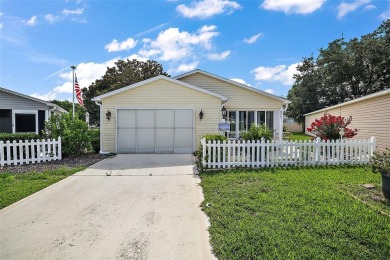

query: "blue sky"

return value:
[0, 0, 389, 101]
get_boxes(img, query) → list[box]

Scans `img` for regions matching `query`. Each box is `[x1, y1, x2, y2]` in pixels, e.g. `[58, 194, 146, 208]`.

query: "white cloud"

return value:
[0, 23, 3, 30]
[261, 0, 325, 14]
[44, 14, 59, 24]
[208, 50, 230, 60]
[34, 58, 120, 100]
[177, 0, 241, 19]
[230, 78, 251, 86]
[264, 89, 276, 95]
[251, 63, 299, 85]
[380, 9, 390, 20]
[125, 54, 148, 62]
[25, 15, 37, 26]
[337, 0, 371, 18]
[105, 38, 138, 52]
[174, 62, 199, 73]
[243, 33, 262, 44]
[139, 25, 219, 61]
[364, 4, 376, 10]
[62, 8, 84, 16]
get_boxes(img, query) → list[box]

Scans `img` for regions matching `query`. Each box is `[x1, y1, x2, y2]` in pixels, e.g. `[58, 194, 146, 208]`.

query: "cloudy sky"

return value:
[0, 0, 388, 101]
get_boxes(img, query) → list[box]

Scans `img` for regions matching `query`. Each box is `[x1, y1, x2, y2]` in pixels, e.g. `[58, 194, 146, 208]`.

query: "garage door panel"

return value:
[117, 109, 193, 154]
[175, 110, 193, 128]
[137, 110, 155, 128]
[155, 129, 174, 153]
[117, 109, 136, 128]
[117, 129, 136, 153]
[156, 110, 174, 128]
[137, 129, 155, 153]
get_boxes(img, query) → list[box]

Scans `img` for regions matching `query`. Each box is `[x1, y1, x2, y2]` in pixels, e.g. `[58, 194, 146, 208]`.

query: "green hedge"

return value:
[89, 128, 100, 153]
[0, 133, 40, 142]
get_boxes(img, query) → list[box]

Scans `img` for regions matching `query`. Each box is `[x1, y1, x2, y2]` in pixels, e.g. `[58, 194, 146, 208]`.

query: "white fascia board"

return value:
[92, 75, 229, 101]
[174, 69, 291, 104]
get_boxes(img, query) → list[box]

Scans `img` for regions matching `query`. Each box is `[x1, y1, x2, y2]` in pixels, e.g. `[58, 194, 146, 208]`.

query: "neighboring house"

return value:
[304, 89, 390, 152]
[0, 87, 67, 134]
[283, 117, 303, 132]
[93, 69, 290, 154]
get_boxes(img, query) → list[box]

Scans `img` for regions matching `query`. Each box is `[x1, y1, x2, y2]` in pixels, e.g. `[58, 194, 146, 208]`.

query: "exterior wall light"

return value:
[106, 110, 112, 121]
[221, 106, 227, 119]
[199, 109, 204, 120]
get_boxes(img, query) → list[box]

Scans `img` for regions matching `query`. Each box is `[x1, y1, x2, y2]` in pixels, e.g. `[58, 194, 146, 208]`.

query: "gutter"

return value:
[94, 101, 110, 155]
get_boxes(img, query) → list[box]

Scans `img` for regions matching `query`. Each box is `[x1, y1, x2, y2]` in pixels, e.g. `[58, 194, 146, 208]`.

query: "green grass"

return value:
[289, 132, 312, 141]
[0, 167, 86, 209]
[200, 166, 390, 259]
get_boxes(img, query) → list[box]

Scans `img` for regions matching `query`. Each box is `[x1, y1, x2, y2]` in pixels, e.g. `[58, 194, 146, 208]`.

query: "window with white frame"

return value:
[227, 110, 274, 138]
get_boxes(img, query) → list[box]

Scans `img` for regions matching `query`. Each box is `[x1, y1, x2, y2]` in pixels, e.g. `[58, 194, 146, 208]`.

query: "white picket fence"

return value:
[0, 138, 62, 167]
[201, 137, 376, 169]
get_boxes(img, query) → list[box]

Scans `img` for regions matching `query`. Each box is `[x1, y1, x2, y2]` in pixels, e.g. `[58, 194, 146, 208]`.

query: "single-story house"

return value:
[93, 69, 290, 154]
[305, 89, 390, 152]
[0, 87, 66, 134]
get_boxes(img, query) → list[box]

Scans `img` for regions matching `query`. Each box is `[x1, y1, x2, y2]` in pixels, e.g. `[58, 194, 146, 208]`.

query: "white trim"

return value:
[304, 89, 390, 116]
[174, 69, 291, 104]
[0, 87, 67, 113]
[12, 110, 39, 134]
[115, 107, 196, 154]
[92, 75, 228, 101]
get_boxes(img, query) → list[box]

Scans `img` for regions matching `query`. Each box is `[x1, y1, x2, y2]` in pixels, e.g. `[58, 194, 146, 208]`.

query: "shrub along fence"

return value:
[0, 138, 62, 167]
[201, 137, 376, 169]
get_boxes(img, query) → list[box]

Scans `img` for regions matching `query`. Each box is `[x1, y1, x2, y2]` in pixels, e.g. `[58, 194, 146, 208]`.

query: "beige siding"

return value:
[179, 73, 284, 110]
[101, 79, 221, 153]
[305, 93, 390, 151]
[284, 122, 303, 132]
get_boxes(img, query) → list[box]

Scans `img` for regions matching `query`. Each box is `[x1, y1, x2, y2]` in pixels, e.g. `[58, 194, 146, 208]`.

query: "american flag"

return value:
[74, 74, 84, 106]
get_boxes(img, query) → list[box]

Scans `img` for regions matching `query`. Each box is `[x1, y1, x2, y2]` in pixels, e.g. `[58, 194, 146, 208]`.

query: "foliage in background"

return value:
[50, 100, 86, 121]
[0, 133, 40, 142]
[371, 148, 390, 176]
[202, 134, 228, 142]
[89, 128, 100, 153]
[307, 113, 358, 141]
[287, 20, 390, 125]
[82, 59, 169, 125]
[42, 113, 91, 156]
[240, 124, 273, 141]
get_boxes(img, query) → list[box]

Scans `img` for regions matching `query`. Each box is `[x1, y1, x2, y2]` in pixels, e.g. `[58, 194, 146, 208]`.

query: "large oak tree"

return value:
[82, 59, 169, 125]
[287, 20, 389, 128]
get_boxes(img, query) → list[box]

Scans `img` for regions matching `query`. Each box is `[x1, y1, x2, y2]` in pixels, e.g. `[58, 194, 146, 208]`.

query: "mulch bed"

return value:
[0, 153, 109, 174]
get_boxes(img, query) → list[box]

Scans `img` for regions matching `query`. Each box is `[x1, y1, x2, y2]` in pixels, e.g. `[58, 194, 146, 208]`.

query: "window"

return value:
[0, 109, 12, 133]
[226, 110, 276, 139]
[228, 111, 236, 138]
[266, 111, 274, 130]
[15, 114, 36, 132]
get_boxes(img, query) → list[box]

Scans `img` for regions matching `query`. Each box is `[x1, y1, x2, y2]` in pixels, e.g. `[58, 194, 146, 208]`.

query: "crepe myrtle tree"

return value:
[307, 113, 358, 141]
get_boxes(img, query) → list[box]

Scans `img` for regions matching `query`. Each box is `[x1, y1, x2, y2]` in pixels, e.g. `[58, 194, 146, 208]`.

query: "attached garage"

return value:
[117, 109, 194, 154]
[93, 70, 290, 155]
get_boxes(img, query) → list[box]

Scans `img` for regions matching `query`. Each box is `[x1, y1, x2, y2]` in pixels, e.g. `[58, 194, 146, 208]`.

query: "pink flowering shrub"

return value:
[307, 113, 358, 141]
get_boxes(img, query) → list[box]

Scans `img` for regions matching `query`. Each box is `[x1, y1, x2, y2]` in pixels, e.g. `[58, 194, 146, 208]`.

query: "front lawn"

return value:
[0, 167, 86, 209]
[289, 132, 312, 141]
[200, 166, 390, 259]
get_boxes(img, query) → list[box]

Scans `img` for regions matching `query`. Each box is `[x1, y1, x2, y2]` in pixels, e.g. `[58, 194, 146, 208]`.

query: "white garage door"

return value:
[117, 109, 194, 154]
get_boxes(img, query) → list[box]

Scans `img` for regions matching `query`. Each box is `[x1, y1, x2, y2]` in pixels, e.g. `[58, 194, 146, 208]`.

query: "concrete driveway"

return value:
[0, 154, 214, 260]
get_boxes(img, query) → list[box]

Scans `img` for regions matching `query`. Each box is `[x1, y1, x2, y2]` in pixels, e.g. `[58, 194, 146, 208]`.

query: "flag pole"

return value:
[70, 65, 76, 117]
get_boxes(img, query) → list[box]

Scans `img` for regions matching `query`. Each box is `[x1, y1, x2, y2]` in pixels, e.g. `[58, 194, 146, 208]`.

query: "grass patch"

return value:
[289, 132, 312, 141]
[200, 166, 390, 259]
[0, 166, 86, 209]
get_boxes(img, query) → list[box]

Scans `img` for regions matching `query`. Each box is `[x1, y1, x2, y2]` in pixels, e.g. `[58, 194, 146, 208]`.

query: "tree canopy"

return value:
[287, 20, 389, 127]
[50, 100, 86, 121]
[82, 59, 170, 125]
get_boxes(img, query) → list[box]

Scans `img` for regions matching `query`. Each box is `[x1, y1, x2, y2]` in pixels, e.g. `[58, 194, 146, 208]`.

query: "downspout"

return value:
[94, 101, 110, 155]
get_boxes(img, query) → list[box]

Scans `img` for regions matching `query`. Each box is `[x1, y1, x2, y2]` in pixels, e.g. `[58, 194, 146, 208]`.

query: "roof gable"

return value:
[174, 69, 290, 104]
[92, 75, 229, 101]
